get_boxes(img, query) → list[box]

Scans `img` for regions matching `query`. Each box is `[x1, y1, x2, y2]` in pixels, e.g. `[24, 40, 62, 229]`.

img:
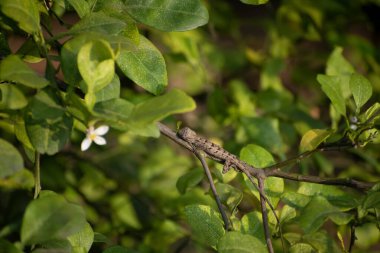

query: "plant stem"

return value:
[33, 152, 41, 199]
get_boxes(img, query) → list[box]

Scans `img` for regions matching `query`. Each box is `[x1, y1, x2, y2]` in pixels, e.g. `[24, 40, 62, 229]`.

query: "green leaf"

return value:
[242, 117, 284, 155]
[129, 89, 195, 126]
[78, 39, 115, 94]
[124, 0, 209, 32]
[27, 89, 65, 120]
[35, 239, 72, 253]
[289, 243, 315, 253]
[215, 183, 243, 212]
[240, 212, 264, 241]
[110, 194, 142, 229]
[67, 222, 94, 252]
[176, 168, 204, 194]
[95, 75, 121, 102]
[116, 36, 167, 95]
[184, 205, 225, 248]
[298, 195, 339, 234]
[299, 129, 332, 152]
[0, 55, 49, 88]
[240, 144, 284, 206]
[362, 191, 380, 209]
[103, 245, 134, 253]
[317, 74, 346, 116]
[326, 47, 354, 77]
[0, 0, 40, 33]
[363, 102, 380, 124]
[21, 193, 86, 245]
[0, 139, 24, 178]
[0, 169, 34, 189]
[26, 114, 73, 155]
[0, 84, 28, 109]
[69, 12, 129, 35]
[349, 73, 372, 111]
[240, 0, 269, 5]
[66, 0, 90, 18]
[93, 98, 134, 130]
[217, 231, 267, 253]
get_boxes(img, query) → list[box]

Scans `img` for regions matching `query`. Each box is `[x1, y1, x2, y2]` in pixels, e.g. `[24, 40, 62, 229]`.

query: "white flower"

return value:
[81, 125, 109, 151]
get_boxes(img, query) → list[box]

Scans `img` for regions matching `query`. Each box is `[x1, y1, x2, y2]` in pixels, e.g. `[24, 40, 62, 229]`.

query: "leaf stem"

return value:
[33, 152, 41, 199]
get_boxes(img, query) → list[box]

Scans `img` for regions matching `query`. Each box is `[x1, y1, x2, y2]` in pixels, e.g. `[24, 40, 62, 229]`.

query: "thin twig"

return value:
[258, 177, 274, 253]
[193, 150, 230, 230]
[348, 224, 356, 253]
[33, 152, 41, 199]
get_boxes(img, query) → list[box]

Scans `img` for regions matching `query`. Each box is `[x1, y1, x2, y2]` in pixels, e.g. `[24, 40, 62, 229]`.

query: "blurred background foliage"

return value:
[1, 0, 380, 252]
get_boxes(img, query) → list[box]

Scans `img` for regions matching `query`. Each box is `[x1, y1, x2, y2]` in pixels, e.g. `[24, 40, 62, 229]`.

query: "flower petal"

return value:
[94, 136, 106, 145]
[81, 138, 92, 151]
[94, 125, 109, 136]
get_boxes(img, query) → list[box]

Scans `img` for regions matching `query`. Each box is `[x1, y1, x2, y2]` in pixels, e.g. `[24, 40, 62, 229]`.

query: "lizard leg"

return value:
[222, 160, 231, 174]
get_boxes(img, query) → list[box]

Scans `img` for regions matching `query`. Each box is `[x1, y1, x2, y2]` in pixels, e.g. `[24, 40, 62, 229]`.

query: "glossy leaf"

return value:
[0, 0, 40, 33]
[67, 222, 94, 252]
[363, 102, 380, 124]
[176, 168, 204, 194]
[78, 39, 115, 94]
[349, 73, 372, 111]
[0, 55, 49, 88]
[124, 0, 209, 32]
[21, 193, 86, 245]
[0, 139, 24, 178]
[184, 205, 225, 248]
[317, 74, 346, 116]
[299, 129, 332, 152]
[116, 36, 167, 95]
[298, 195, 339, 234]
[217, 231, 267, 253]
[0, 84, 28, 109]
[93, 98, 134, 130]
[129, 89, 195, 126]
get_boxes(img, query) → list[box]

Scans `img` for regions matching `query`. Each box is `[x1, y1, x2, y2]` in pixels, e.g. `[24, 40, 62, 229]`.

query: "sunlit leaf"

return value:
[349, 73, 372, 112]
[184, 205, 225, 248]
[67, 222, 94, 252]
[124, 0, 209, 32]
[217, 231, 267, 253]
[66, 0, 90, 18]
[240, 0, 269, 5]
[240, 212, 264, 241]
[0, 84, 28, 109]
[299, 129, 332, 152]
[289, 243, 315, 253]
[0, 139, 24, 178]
[0, 0, 40, 33]
[317, 74, 346, 116]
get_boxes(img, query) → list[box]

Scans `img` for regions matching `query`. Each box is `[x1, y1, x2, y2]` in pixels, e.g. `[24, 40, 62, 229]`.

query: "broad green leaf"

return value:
[13, 115, 34, 149]
[124, 0, 209, 32]
[26, 113, 73, 155]
[217, 231, 267, 253]
[298, 195, 339, 234]
[326, 47, 354, 77]
[0, 139, 24, 178]
[93, 98, 134, 130]
[21, 193, 86, 245]
[240, 144, 284, 206]
[116, 36, 167, 95]
[78, 39, 115, 93]
[240, 212, 264, 241]
[362, 191, 380, 209]
[289, 243, 315, 253]
[95, 75, 121, 102]
[240, 0, 269, 5]
[129, 89, 195, 126]
[0, 0, 40, 33]
[66, 0, 90, 18]
[184, 205, 225, 248]
[363, 102, 380, 124]
[303, 231, 341, 253]
[35, 239, 72, 253]
[349, 73, 372, 111]
[0, 55, 49, 88]
[27, 89, 64, 120]
[317, 74, 346, 116]
[69, 12, 129, 35]
[67, 222, 94, 252]
[0, 239, 23, 253]
[299, 129, 332, 152]
[328, 212, 354, 225]
[176, 168, 204, 194]
[281, 192, 311, 209]
[127, 123, 160, 137]
[0, 84, 28, 109]
[242, 117, 284, 155]
[215, 183, 243, 212]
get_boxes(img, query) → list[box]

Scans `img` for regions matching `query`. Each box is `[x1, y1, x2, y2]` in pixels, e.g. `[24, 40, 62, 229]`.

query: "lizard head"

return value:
[178, 127, 197, 140]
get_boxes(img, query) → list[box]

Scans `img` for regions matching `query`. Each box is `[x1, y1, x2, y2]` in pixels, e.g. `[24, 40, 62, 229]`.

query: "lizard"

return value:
[177, 127, 280, 224]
